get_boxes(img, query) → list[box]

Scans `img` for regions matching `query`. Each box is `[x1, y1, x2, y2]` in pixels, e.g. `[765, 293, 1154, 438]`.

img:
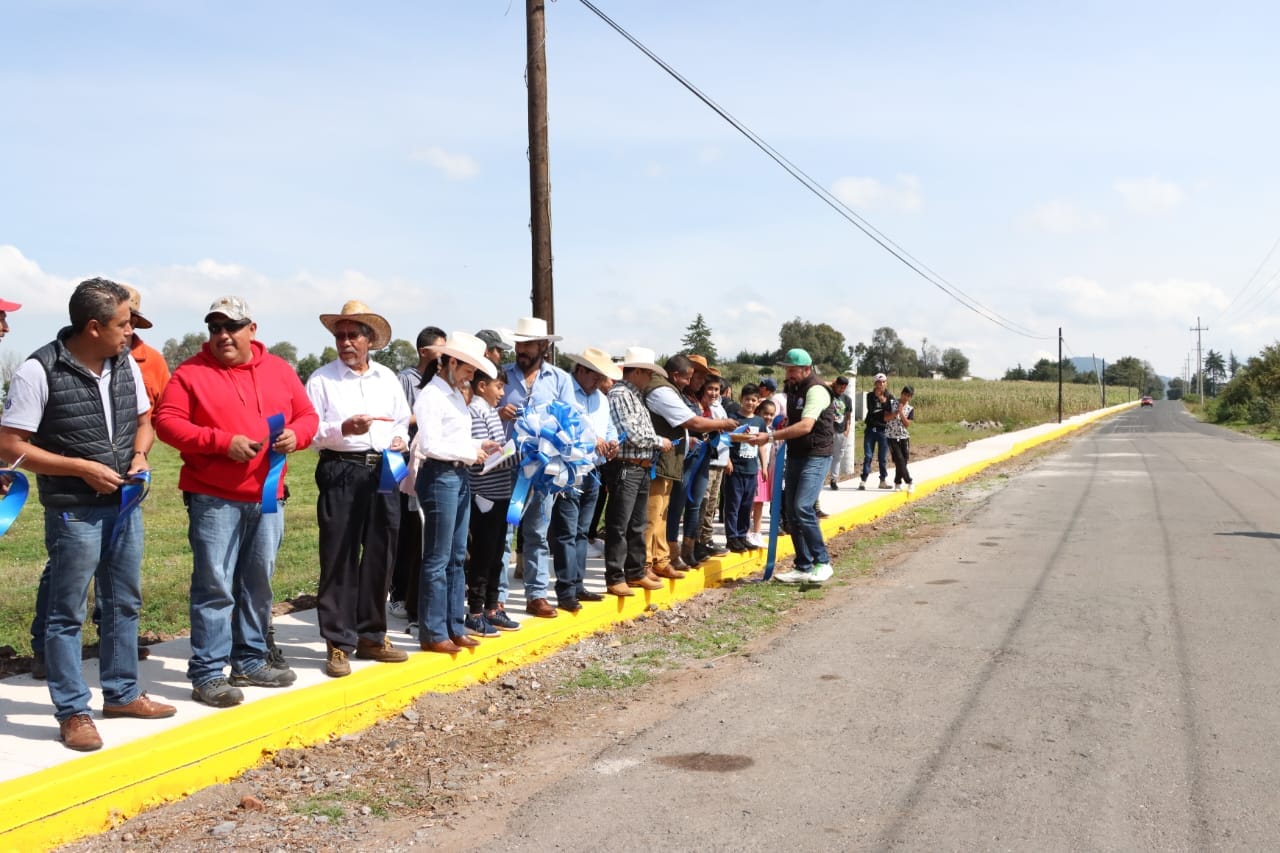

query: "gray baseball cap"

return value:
[475, 329, 512, 352]
[204, 295, 252, 323]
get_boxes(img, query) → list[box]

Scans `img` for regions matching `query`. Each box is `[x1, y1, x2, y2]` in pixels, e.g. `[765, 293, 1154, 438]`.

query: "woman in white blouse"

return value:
[413, 332, 501, 653]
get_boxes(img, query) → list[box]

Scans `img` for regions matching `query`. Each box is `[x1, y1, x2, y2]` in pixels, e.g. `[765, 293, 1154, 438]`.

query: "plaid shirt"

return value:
[609, 379, 662, 461]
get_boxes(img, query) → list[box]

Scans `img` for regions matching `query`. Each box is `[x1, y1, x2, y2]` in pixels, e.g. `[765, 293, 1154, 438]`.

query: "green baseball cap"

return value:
[776, 348, 813, 367]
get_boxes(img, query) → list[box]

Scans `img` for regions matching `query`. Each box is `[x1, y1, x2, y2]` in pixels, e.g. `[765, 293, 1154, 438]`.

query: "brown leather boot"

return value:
[652, 563, 686, 580]
[682, 537, 701, 568]
[667, 541, 688, 570]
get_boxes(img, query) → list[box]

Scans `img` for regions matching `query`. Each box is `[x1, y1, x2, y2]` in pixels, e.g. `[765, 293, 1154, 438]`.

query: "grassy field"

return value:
[0, 378, 1134, 655]
[0, 443, 321, 656]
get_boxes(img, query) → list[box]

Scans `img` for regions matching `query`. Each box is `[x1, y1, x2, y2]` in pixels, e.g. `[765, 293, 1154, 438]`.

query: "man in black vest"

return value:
[744, 348, 836, 584]
[0, 278, 176, 751]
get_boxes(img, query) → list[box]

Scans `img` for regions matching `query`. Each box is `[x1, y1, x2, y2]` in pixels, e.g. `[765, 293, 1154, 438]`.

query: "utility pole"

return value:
[1190, 317, 1207, 398]
[526, 0, 554, 331]
[1057, 327, 1063, 423]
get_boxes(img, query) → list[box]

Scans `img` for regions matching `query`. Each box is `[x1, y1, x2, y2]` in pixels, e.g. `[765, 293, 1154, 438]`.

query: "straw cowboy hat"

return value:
[508, 316, 562, 343]
[565, 346, 623, 381]
[618, 346, 667, 378]
[428, 331, 498, 379]
[319, 300, 392, 349]
[687, 354, 714, 374]
[121, 285, 153, 329]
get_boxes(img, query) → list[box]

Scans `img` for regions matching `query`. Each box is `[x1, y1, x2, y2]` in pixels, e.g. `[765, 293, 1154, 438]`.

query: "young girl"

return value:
[886, 385, 914, 493]
[751, 398, 777, 547]
[465, 371, 520, 634]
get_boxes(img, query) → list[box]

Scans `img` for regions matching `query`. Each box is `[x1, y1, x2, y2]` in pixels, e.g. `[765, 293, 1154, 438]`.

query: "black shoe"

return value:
[706, 541, 729, 556]
[727, 537, 749, 553]
[576, 589, 605, 602]
[557, 599, 582, 613]
[31, 653, 46, 680]
[829, 479, 839, 491]
[816, 505, 830, 519]
[693, 543, 713, 564]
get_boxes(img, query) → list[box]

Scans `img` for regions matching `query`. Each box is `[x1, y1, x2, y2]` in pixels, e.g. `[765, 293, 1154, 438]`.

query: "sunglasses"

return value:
[333, 330, 366, 341]
[207, 320, 250, 335]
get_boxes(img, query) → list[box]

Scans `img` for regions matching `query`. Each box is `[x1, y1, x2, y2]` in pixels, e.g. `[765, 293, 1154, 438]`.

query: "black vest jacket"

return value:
[785, 373, 835, 458]
[30, 330, 139, 507]
[644, 374, 688, 482]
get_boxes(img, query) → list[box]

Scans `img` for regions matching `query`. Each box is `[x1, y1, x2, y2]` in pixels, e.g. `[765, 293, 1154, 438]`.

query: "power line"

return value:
[1214, 230, 1280, 326]
[573, 0, 1053, 341]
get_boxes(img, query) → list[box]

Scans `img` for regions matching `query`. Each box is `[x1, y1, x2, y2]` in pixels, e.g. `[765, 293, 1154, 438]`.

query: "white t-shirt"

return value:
[2, 355, 150, 439]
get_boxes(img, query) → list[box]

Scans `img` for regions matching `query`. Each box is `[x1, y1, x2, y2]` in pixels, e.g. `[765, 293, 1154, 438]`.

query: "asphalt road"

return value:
[492, 403, 1280, 852]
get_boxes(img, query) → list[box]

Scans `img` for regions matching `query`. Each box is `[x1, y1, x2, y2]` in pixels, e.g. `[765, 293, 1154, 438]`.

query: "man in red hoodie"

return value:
[154, 296, 319, 708]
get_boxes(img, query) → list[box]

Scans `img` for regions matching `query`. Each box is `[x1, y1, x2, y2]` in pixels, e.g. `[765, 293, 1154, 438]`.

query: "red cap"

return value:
[0, 299, 20, 312]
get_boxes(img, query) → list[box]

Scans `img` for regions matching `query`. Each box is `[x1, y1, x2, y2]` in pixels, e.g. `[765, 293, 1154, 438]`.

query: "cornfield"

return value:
[856, 378, 1131, 429]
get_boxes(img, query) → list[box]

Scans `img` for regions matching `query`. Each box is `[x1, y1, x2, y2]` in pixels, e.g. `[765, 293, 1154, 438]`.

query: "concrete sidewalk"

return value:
[0, 403, 1131, 851]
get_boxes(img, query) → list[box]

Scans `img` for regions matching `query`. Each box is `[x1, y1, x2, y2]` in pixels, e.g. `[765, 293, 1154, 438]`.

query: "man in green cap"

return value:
[743, 348, 836, 583]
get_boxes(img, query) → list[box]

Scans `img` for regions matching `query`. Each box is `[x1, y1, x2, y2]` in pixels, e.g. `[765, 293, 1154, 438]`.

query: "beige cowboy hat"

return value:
[508, 316, 563, 343]
[122, 285, 153, 329]
[687, 354, 714, 374]
[319, 300, 392, 349]
[565, 346, 623, 381]
[618, 346, 667, 378]
[428, 331, 498, 379]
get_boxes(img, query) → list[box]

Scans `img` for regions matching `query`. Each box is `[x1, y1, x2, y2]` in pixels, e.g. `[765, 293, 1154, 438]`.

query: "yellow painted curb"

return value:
[0, 402, 1131, 851]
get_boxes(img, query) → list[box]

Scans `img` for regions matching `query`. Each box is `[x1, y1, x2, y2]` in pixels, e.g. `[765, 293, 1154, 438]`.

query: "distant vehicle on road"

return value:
[1141, 396, 1154, 407]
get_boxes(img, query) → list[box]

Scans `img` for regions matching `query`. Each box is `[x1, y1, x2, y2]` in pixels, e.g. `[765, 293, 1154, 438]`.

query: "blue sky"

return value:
[3, 1, 1279, 380]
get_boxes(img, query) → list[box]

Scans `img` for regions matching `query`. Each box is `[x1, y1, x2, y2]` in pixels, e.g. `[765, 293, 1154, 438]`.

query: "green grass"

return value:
[0, 443, 321, 655]
[562, 663, 655, 691]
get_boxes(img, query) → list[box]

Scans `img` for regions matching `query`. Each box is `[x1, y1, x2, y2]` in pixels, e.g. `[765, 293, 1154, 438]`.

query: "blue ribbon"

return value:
[762, 440, 787, 581]
[262, 413, 287, 513]
[682, 426, 749, 502]
[110, 470, 150, 547]
[505, 400, 597, 525]
[0, 467, 29, 538]
[378, 449, 409, 494]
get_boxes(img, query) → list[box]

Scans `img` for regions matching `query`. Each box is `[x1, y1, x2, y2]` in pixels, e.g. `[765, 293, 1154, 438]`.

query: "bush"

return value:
[1247, 398, 1274, 425]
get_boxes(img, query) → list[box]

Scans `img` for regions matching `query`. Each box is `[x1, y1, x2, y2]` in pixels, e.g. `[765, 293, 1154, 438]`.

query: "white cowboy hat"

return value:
[429, 331, 498, 379]
[508, 316, 563, 343]
[565, 346, 623, 381]
[618, 346, 667, 378]
[319, 300, 393, 349]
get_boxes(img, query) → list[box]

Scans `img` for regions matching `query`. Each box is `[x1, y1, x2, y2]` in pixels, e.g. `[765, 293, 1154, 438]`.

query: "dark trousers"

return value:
[466, 496, 510, 613]
[724, 469, 756, 540]
[550, 474, 599, 604]
[315, 456, 400, 653]
[390, 492, 422, 619]
[588, 477, 608, 540]
[888, 437, 912, 485]
[603, 462, 651, 586]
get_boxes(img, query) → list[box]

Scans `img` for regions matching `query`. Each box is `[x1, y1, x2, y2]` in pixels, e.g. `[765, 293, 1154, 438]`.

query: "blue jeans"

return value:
[417, 461, 470, 643]
[520, 490, 556, 601]
[550, 474, 599, 604]
[724, 469, 756, 540]
[783, 453, 831, 571]
[42, 504, 143, 721]
[667, 453, 710, 542]
[186, 493, 284, 686]
[861, 427, 889, 481]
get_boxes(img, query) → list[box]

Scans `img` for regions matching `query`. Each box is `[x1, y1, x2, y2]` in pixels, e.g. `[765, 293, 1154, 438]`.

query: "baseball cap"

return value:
[474, 328, 512, 352]
[833, 375, 849, 385]
[776, 348, 813, 368]
[0, 299, 20, 312]
[759, 377, 777, 391]
[204, 295, 252, 323]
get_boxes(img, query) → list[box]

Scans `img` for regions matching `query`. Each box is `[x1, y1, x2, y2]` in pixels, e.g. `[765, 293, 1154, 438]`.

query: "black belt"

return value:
[424, 458, 470, 469]
[321, 449, 383, 468]
[615, 458, 652, 468]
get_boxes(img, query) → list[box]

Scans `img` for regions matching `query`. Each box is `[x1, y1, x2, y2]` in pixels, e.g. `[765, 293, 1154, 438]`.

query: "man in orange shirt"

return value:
[123, 286, 170, 408]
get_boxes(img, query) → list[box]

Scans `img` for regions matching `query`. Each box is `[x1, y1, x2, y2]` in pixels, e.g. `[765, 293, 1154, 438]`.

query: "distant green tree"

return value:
[321, 346, 338, 363]
[939, 348, 970, 379]
[1002, 363, 1027, 381]
[268, 341, 298, 367]
[1167, 376, 1185, 400]
[1229, 350, 1241, 378]
[373, 338, 417, 373]
[681, 314, 718, 364]
[779, 318, 851, 373]
[295, 354, 322, 384]
[855, 327, 916, 377]
[1204, 350, 1227, 396]
[919, 338, 941, 377]
[162, 332, 206, 371]
[1027, 358, 1056, 382]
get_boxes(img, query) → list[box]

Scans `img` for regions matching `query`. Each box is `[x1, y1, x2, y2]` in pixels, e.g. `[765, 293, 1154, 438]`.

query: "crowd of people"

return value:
[0, 278, 915, 752]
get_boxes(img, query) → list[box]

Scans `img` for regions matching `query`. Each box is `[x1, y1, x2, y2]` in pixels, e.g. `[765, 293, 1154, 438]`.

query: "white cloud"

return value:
[1054, 275, 1225, 321]
[409, 146, 479, 180]
[1114, 177, 1184, 213]
[0, 245, 76, 313]
[831, 175, 923, 212]
[1023, 201, 1105, 234]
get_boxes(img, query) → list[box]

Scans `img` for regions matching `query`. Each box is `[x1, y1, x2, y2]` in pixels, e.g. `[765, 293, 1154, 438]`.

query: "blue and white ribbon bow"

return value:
[0, 462, 29, 538]
[506, 400, 598, 525]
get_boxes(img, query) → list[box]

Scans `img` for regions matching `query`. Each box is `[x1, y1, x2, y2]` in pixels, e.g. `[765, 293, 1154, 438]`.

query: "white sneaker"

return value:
[387, 600, 408, 620]
[811, 563, 833, 582]
[773, 569, 804, 584]
[747, 534, 764, 549]
[405, 622, 419, 638]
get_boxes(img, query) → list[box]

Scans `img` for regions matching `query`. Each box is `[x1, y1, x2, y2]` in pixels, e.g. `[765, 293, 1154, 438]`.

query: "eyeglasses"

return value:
[333, 330, 366, 341]
[207, 321, 250, 335]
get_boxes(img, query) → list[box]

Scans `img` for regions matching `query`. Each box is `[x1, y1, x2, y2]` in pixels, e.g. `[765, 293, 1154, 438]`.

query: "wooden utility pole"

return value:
[1190, 317, 1207, 397]
[526, 0, 554, 331]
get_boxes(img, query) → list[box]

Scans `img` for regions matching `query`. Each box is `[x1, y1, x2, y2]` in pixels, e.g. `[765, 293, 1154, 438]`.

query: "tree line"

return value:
[161, 333, 420, 383]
